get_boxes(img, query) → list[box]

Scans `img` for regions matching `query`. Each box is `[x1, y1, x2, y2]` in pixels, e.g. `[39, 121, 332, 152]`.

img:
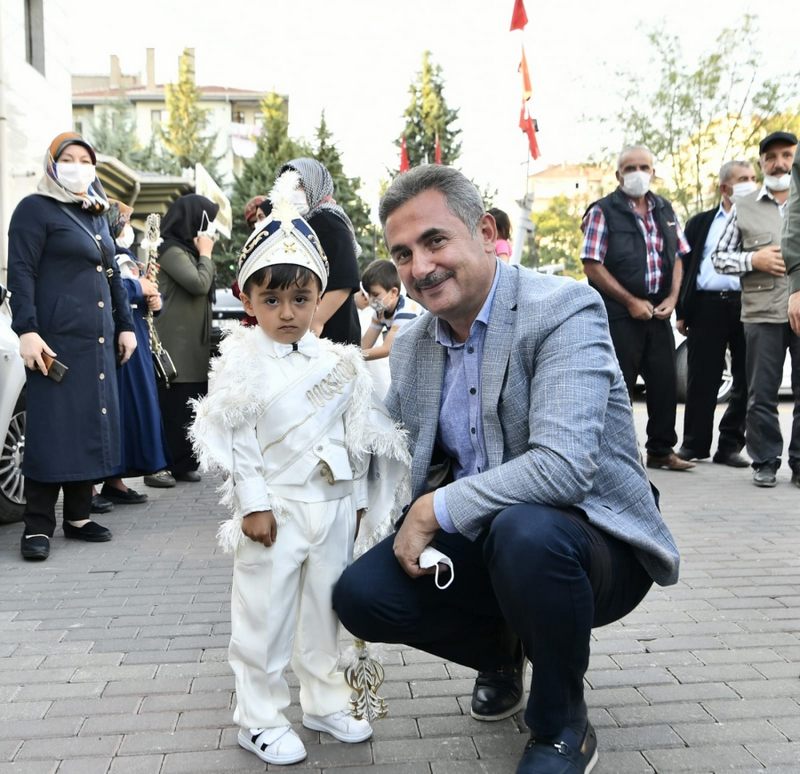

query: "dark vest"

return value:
[587, 189, 679, 320]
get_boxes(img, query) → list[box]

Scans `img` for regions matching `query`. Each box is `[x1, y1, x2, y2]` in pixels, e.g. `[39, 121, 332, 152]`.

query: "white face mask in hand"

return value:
[419, 546, 455, 590]
[197, 210, 217, 239]
[116, 223, 135, 249]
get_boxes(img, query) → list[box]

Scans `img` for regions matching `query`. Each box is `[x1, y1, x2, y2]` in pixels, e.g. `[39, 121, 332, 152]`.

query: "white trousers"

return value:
[229, 495, 357, 730]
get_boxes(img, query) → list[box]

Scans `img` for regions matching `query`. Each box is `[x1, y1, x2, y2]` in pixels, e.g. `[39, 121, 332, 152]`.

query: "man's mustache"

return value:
[414, 271, 455, 292]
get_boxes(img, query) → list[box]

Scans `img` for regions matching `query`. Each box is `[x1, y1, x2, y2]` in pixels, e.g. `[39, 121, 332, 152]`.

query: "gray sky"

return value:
[71, 0, 795, 215]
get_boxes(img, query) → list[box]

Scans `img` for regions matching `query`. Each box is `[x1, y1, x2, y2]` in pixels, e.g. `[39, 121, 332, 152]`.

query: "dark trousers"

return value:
[743, 322, 800, 468]
[333, 503, 652, 738]
[23, 477, 93, 536]
[682, 292, 747, 457]
[608, 315, 677, 456]
[158, 381, 207, 475]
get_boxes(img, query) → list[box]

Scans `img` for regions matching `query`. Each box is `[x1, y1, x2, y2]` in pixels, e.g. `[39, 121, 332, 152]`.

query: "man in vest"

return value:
[675, 161, 757, 468]
[713, 131, 800, 488]
[581, 145, 693, 471]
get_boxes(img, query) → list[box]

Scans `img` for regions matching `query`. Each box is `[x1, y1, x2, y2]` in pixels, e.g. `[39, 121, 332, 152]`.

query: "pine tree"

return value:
[159, 48, 218, 175]
[397, 51, 462, 170]
[313, 111, 374, 268]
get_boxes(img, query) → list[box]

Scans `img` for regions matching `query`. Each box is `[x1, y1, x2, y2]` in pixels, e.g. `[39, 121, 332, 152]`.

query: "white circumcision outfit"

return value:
[191, 325, 409, 731]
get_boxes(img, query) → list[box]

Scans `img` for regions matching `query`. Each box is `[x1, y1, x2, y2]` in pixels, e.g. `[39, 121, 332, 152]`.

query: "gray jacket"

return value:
[386, 262, 680, 586]
[782, 144, 800, 295]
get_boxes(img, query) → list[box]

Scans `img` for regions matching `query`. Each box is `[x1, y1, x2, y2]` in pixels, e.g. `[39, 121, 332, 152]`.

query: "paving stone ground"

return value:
[0, 399, 797, 773]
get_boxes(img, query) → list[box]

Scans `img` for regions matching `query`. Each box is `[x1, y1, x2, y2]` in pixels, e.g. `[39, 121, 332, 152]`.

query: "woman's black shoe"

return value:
[21, 534, 50, 561]
[63, 521, 112, 542]
[91, 495, 115, 514]
[100, 485, 148, 504]
[174, 471, 201, 483]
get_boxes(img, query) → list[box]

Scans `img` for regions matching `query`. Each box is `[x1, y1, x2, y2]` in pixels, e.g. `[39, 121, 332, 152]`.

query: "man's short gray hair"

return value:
[379, 165, 485, 235]
[617, 145, 655, 170]
[719, 159, 752, 184]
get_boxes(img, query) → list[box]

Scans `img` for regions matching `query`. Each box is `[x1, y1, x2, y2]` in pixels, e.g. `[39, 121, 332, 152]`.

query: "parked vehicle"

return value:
[0, 284, 26, 523]
[211, 287, 245, 355]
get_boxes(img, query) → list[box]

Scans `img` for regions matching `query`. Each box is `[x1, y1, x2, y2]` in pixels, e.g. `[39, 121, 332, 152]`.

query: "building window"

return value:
[233, 110, 245, 124]
[74, 120, 84, 136]
[24, 0, 45, 75]
[151, 110, 163, 128]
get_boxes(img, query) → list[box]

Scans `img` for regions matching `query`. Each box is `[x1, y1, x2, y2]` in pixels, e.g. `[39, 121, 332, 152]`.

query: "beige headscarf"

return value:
[36, 132, 108, 213]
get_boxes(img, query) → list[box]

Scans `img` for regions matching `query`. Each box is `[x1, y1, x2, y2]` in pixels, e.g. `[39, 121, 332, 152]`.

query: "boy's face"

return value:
[241, 275, 320, 345]
[367, 283, 399, 315]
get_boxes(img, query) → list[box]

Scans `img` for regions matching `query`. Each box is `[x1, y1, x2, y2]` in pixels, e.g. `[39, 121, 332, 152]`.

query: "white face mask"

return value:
[369, 291, 392, 316]
[763, 173, 791, 192]
[116, 223, 135, 249]
[197, 210, 217, 239]
[419, 547, 455, 590]
[621, 170, 652, 198]
[290, 189, 310, 216]
[731, 181, 758, 198]
[56, 162, 96, 194]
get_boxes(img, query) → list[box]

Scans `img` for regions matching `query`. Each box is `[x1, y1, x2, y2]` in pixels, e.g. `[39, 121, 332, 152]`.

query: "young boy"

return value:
[190, 192, 409, 766]
[360, 259, 421, 362]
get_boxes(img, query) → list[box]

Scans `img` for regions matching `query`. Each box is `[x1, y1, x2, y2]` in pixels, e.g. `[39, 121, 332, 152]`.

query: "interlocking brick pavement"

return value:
[0, 399, 797, 773]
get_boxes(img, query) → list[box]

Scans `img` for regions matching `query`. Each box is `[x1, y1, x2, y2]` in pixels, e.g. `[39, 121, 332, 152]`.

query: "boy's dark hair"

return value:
[361, 259, 400, 292]
[242, 264, 322, 295]
[488, 207, 511, 240]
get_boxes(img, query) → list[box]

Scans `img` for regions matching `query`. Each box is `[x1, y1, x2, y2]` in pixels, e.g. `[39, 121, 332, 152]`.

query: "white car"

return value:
[0, 283, 26, 523]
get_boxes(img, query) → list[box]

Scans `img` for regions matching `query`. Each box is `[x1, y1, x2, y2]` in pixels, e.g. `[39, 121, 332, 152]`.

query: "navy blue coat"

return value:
[8, 194, 134, 483]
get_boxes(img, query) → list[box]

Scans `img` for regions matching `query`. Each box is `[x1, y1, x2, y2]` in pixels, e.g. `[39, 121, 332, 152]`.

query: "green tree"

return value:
[313, 111, 374, 269]
[217, 93, 310, 287]
[397, 51, 461, 169]
[611, 16, 800, 221]
[88, 100, 176, 174]
[159, 48, 218, 175]
[530, 196, 584, 277]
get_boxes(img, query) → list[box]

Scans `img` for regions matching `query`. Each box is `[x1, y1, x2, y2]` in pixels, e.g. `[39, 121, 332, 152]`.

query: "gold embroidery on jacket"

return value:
[306, 360, 358, 408]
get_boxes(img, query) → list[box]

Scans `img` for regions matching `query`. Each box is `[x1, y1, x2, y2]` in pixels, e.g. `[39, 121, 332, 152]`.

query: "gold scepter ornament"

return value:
[344, 638, 388, 721]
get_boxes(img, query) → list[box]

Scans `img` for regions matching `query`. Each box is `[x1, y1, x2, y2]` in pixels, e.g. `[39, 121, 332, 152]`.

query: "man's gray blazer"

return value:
[386, 261, 680, 587]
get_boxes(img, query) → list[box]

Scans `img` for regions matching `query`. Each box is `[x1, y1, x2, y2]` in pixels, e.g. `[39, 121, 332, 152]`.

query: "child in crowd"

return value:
[360, 259, 421, 362]
[488, 207, 512, 262]
[190, 184, 409, 766]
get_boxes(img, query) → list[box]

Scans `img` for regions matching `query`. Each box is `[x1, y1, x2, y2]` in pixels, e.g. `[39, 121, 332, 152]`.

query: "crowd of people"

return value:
[5, 126, 800, 774]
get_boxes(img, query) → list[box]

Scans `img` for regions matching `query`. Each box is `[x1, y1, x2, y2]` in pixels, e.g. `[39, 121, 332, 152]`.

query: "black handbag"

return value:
[149, 325, 177, 387]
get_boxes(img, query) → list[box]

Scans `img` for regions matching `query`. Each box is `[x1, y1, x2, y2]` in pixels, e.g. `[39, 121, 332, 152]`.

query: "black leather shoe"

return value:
[791, 469, 800, 489]
[517, 721, 598, 774]
[752, 462, 778, 488]
[676, 447, 706, 462]
[90, 495, 114, 514]
[21, 534, 50, 561]
[174, 470, 201, 483]
[712, 451, 750, 468]
[100, 485, 148, 504]
[63, 521, 112, 542]
[470, 661, 525, 721]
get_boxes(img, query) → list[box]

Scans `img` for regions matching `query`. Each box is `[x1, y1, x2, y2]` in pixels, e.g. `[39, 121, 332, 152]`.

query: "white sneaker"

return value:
[302, 709, 373, 743]
[237, 726, 307, 765]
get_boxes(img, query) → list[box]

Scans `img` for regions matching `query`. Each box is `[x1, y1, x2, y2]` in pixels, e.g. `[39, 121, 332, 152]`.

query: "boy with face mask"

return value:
[360, 259, 421, 362]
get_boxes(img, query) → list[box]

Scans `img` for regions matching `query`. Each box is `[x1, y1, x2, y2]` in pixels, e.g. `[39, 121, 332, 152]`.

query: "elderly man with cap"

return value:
[713, 131, 800, 488]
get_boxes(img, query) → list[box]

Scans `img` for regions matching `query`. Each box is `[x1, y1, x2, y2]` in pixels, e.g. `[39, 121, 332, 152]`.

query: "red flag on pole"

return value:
[399, 136, 410, 173]
[510, 0, 528, 31]
[519, 45, 532, 101]
[519, 100, 540, 160]
[434, 132, 442, 165]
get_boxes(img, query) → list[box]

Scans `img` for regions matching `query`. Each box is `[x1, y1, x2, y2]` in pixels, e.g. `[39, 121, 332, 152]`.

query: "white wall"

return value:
[0, 0, 73, 279]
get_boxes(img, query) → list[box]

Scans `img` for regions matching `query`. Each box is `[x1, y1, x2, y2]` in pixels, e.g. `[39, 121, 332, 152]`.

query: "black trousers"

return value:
[608, 315, 677, 456]
[23, 477, 93, 536]
[333, 503, 652, 738]
[158, 381, 207, 475]
[682, 292, 747, 457]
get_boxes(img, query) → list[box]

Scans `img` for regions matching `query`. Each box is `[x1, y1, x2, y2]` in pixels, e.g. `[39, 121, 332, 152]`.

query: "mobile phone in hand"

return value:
[41, 353, 68, 383]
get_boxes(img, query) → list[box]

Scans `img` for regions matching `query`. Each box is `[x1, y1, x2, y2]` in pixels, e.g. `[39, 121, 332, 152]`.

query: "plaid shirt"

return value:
[711, 186, 788, 276]
[580, 192, 689, 295]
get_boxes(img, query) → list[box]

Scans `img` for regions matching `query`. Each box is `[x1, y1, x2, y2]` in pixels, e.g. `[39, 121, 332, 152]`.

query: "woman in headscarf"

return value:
[7, 132, 136, 560]
[143, 194, 217, 489]
[277, 158, 362, 345]
[93, 202, 170, 508]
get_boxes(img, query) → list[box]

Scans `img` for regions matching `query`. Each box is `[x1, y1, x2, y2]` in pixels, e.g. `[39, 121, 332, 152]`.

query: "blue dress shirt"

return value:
[696, 206, 740, 292]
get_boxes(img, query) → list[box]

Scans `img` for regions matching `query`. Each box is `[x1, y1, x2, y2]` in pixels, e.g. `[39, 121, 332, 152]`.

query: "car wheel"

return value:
[717, 348, 733, 404]
[675, 342, 688, 403]
[0, 391, 25, 523]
